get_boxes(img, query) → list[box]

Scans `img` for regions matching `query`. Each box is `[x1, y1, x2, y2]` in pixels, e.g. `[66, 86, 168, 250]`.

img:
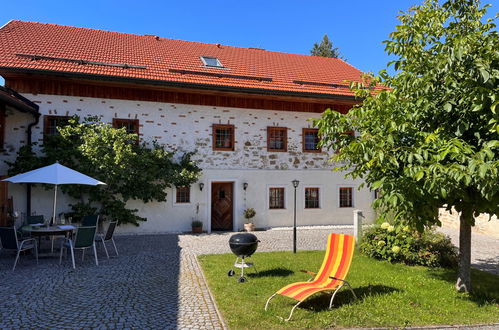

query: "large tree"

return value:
[316, 0, 498, 293]
[7, 116, 202, 226]
[311, 34, 343, 59]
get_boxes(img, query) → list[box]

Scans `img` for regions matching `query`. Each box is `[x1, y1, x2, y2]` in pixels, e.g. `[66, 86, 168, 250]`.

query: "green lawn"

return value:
[198, 251, 499, 329]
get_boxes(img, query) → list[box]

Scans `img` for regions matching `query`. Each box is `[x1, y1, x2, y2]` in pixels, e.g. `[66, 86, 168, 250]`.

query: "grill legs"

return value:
[228, 257, 257, 283]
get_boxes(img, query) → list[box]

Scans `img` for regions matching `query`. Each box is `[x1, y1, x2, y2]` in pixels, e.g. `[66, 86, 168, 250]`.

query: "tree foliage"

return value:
[7, 116, 202, 226]
[315, 0, 498, 291]
[310, 34, 343, 59]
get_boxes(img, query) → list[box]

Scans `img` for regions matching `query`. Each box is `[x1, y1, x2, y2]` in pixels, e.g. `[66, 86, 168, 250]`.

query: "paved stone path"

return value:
[438, 227, 499, 276]
[0, 235, 223, 329]
[0, 225, 496, 329]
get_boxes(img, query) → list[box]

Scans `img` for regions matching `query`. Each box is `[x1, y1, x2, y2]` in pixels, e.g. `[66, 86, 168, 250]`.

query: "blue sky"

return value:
[1, 0, 497, 86]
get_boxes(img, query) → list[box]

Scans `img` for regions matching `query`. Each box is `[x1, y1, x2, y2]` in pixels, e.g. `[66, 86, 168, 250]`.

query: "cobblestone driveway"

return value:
[0, 226, 496, 329]
[0, 235, 221, 329]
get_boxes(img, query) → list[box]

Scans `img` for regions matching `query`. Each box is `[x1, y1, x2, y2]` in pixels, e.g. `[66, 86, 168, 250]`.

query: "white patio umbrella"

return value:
[2, 162, 106, 223]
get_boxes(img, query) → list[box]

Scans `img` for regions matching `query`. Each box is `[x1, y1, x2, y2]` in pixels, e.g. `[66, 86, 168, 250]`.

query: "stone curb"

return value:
[192, 252, 228, 330]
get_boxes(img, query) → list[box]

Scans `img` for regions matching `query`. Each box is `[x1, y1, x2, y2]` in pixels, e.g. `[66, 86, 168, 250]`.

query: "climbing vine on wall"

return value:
[7, 116, 202, 226]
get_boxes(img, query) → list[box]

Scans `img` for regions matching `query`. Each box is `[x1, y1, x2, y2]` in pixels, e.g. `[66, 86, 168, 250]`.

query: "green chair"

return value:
[0, 226, 38, 270]
[59, 226, 98, 269]
[26, 215, 45, 225]
[21, 215, 45, 238]
[81, 215, 99, 227]
[95, 221, 118, 259]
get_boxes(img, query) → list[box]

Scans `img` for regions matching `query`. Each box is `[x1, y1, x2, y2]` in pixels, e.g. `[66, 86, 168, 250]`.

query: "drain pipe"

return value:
[26, 113, 40, 216]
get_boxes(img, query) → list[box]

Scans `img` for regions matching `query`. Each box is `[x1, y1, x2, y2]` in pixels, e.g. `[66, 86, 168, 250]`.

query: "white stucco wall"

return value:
[2, 93, 375, 233]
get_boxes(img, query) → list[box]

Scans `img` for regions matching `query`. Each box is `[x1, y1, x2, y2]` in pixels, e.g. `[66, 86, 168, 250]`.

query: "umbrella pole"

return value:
[52, 184, 58, 225]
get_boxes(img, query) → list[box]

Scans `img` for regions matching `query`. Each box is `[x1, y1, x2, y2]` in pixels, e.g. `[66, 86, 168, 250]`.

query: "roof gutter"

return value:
[0, 85, 40, 115]
[0, 67, 361, 102]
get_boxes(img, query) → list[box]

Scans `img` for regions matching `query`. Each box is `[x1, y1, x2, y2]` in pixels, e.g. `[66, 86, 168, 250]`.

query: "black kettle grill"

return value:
[227, 233, 259, 282]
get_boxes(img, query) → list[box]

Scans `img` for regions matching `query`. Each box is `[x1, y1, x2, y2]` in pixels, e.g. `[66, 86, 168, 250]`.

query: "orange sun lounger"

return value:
[264, 233, 357, 321]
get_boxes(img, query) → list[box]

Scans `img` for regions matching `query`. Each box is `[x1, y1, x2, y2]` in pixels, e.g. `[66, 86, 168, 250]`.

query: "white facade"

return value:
[2, 93, 375, 233]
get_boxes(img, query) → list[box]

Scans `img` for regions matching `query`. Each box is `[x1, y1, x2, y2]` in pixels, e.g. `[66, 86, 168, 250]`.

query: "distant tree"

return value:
[315, 0, 498, 293]
[310, 34, 342, 59]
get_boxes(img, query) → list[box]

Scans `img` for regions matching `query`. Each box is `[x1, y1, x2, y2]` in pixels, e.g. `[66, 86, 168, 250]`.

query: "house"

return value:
[0, 20, 376, 234]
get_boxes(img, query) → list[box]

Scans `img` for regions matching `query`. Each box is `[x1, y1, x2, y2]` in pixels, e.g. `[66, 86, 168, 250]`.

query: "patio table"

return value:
[22, 225, 76, 254]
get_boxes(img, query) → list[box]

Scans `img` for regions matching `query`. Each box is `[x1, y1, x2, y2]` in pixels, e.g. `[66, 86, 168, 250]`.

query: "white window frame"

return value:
[267, 185, 287, 211]
[200, 56, 224, 68]
[337, 185, 355, 208]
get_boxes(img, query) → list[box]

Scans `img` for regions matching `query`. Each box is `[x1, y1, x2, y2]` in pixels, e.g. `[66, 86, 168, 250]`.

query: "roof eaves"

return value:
[0, 85, 39, 115]
[0, 67, 362, 102]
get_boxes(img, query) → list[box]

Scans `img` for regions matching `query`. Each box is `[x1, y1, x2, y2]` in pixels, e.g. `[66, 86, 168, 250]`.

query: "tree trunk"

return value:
[455, 208, 472, 292]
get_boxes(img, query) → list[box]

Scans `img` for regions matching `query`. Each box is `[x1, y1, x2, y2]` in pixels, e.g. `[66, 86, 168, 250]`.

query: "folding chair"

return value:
[95, 221, 118, 258]
[59, 226, 98, 269]
[265, 233, 357, 321]
[0, 226, 38, 270]
[81, 215, 99, 227]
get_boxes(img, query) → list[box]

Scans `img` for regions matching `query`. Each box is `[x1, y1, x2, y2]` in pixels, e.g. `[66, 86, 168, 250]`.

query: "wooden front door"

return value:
[0, 179, 9, 226]
[211, 182, 234, 231]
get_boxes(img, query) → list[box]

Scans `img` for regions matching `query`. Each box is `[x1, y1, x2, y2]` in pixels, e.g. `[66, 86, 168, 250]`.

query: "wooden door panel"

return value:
[0, 179, 9, 226]
[211, 182, 233, 231]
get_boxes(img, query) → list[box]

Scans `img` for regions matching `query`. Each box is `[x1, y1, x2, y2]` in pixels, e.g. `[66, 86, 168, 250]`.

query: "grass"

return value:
[198, 251, 499, 329]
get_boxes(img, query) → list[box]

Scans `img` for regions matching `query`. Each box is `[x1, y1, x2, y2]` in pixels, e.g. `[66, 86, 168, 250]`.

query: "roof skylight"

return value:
[200, 56, 224, 68]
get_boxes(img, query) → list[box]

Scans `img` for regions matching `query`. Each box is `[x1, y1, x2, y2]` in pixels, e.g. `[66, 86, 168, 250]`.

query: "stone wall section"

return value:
[439, 207, 499, 238]
[2, 95, 339, 172]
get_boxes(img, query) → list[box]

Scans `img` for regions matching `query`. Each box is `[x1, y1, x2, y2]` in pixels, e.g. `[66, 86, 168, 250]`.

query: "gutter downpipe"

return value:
[25, 112, 40, 217]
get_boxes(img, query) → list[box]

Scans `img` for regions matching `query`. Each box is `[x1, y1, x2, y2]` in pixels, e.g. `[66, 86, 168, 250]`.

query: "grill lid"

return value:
[229, 233, 259, 258]
[229, 233, 258, 245]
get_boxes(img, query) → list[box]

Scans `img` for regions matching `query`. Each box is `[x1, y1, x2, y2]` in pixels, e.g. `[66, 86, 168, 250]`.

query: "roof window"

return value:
[200, 56, 224, 68]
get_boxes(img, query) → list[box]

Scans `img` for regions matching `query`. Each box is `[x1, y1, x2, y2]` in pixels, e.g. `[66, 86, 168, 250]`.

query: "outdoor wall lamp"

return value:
[243, 182, 248, 190]
[199, 182, 204, 191]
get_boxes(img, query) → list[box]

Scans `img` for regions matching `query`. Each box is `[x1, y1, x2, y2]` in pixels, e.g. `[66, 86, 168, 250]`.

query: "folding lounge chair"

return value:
[265, 233, 357, 321]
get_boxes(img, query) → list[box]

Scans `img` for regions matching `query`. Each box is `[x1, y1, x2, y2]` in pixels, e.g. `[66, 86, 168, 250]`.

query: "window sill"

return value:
[173, 202, 192, 207]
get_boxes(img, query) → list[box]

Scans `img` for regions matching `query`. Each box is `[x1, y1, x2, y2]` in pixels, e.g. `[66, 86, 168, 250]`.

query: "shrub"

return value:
[360, 223, 458, 268]
[191, 220, 203, 227]
[243, 208, 256, 221]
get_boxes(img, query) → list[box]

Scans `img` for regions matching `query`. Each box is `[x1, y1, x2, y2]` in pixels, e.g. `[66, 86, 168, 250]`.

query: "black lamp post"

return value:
[292, 179, 300, 253]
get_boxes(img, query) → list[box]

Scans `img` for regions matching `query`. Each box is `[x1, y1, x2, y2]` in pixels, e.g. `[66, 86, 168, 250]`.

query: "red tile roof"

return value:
[0, 20, 367, 99]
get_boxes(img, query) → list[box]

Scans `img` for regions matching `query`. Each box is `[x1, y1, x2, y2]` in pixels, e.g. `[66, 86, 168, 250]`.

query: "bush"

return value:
[360, 223, 458, 268]
[243, 208, 256, 221]
[191, 220, 203, 227]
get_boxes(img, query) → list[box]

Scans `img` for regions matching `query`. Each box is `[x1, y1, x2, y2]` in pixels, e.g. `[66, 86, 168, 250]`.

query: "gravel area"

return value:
[178, 225, 353, 255]
[0, 225, 496, 329]
[437, 227, 499, 275]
